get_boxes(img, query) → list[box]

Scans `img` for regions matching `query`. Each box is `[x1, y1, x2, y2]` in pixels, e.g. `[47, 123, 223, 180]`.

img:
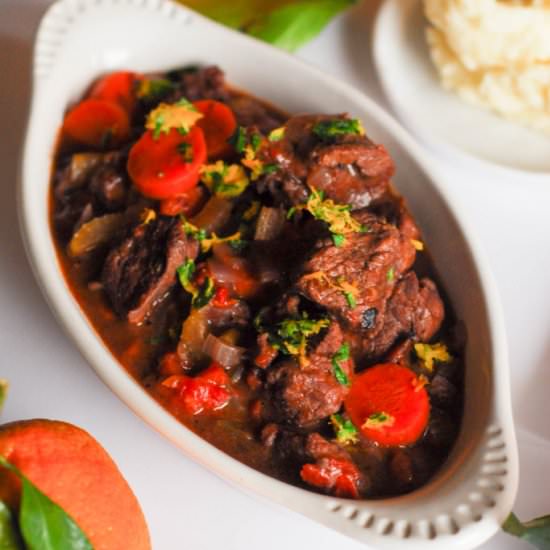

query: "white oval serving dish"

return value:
[19, 0, 518, 548]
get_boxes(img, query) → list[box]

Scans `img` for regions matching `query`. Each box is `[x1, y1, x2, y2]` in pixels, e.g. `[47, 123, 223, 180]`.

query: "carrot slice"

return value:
[194, 99, 237, 159]
[345, 363, 429, 447]
[89, 71, 138, 113]
[62, 98, 130, 148]
[127, 126, 206, 200]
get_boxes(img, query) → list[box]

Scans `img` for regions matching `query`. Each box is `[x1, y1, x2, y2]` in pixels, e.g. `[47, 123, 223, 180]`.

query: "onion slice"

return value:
[68, 212, 126, 257]
[254, 206, 285, 241]
[202, 333, 244, 368]
[190, 195, 232, 233]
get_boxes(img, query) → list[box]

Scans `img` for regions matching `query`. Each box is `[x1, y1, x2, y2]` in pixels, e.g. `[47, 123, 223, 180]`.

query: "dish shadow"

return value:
[0, 36, 39, 296]
[515, 336, 550, 441]
[0, 2, 61, 324]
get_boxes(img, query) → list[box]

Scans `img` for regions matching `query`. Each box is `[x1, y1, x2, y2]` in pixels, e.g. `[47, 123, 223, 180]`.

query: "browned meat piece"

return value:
[307, 143, 393, 209]
[425, 408, 458, 449]
[356, 272, 444, 358]
[305, 432, 350, 461]
[89, 164, 129, 211]
[170, 65, 229, 102]
[429, 372, 458, 408]
[258, 114, 394, 209]
[264, 323, 353, 428]
[385, 339, 414, 367]
[228, 95, 287, 134]
[370, 195, 421, 241]
[388, 446, 436, 494]
[102, 217, 198, 324]
[296, 211, 416, 332]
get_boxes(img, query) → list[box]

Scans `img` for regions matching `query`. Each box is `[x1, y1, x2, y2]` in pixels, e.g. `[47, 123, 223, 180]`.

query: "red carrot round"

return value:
[89, 71, 138, 113]
[127, 126, 206, 200]
[62, 98, 130, 148]
[194, 100, 237, 159]
[345, 363, 429, 447]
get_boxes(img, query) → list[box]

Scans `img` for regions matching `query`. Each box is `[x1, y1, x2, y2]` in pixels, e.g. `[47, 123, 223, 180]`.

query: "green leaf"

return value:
[503, 512, 550, 550]
[246, 0, 358, 52]
[0, 457, 92, 550]
[0, 381, 7, 414]
[0, 501, 23, 550]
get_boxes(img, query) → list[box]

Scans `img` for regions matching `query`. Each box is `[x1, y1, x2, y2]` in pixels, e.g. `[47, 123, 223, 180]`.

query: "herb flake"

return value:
[330, 414, 358, 445]
[332, 342, 350, 386]
[269, 313, 330, 366]
[313, 118, 364, 140]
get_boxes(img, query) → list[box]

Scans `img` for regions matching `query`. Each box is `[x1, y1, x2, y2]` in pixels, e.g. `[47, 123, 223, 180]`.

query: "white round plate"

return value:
[373, 0, 550, 179]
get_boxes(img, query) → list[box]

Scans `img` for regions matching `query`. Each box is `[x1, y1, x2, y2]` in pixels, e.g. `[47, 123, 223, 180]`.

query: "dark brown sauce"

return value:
[50, 67, 464, 499]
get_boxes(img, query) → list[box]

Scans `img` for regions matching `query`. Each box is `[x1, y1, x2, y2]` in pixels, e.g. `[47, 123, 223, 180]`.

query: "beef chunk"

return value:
[89, 164, 129, 212]
[357, 272, 444, 358]
[307, 142, 393, 209]
[296, 211, 416, 332]
[429, 372, 458, 409]
[170, 65, 228, 102]
[264, 322, 353, 428]
[257, 114, 394, 209]
[228, 95, 287, 134]
[102, 217, 198, 324]
[370, 195, 421, 242]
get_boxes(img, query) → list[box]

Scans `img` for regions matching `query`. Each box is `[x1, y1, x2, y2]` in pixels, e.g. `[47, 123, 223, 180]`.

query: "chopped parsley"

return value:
[414, 342, 451, 372]
[343, 291, 357, 308]
[289, 187, 363, 244]
[330, 414, 358, 445]
[250, 133, 262, 152]
[145, 98, 202, 139]
[176, 259, 214, 309]
[262, 163, 279, 175]
[268, 313, 330, 366]
[228, 126, 247, 153]
[386, 266, 395, 282]
[177, 259, 197, 296]
[332, 234, 345, 247]
[312, 118, 364, 140]
[332, 342, 351, 386]
[200, 161, 249, 198]
[193, 277, 215, 309]
[362, 411, 395, 430]
[268, 127, 285, 142]
[136, 78, 175, 101]
[181, 218, 241, 253]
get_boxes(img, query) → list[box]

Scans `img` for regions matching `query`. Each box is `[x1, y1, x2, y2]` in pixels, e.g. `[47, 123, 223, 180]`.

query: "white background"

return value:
[1, 1, 549, 549]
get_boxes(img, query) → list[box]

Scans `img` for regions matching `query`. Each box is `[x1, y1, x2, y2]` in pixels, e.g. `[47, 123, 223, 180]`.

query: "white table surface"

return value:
[1, 1, 549, 549]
